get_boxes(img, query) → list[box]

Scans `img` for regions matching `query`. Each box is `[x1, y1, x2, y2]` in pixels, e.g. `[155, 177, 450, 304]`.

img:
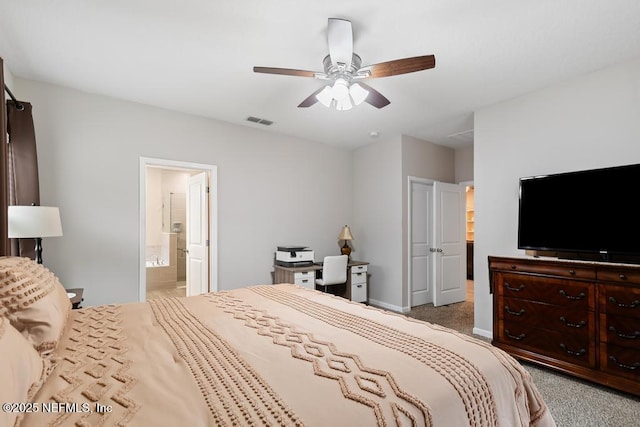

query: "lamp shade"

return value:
[349, 83, 369, 106]
[8, 206, 63, 238]
[315, 81, 370, 111]
[338, 225, 354, 241]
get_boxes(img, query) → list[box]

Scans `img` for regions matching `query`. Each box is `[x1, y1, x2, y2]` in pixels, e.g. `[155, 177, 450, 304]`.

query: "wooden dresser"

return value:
[489, 256, 640, 396]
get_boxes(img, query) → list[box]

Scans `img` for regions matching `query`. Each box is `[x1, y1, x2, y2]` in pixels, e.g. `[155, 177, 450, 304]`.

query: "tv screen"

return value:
[518, 163, 640, 258]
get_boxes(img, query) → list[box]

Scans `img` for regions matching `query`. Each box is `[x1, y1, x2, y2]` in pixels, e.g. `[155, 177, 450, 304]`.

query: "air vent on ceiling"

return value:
[246, 116, 274, 126]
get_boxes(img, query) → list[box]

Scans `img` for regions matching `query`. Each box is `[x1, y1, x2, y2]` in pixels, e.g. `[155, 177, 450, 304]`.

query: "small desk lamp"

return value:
[8, 205, 63, 264]
[338, 225, 354, 257]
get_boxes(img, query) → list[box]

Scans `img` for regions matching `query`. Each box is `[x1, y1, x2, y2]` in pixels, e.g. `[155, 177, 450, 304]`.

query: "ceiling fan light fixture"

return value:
[316, 86, 334, 107]
[335, 97, 353, 111]
[331, 78, 350, 101]
[253, 18, 435, 111]
[315, 79, 367, 111]
[349, 83, 369, 106]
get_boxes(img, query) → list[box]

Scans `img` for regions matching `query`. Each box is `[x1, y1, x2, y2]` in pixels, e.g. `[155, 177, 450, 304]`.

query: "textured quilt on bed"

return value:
[20, 284, 555, 426]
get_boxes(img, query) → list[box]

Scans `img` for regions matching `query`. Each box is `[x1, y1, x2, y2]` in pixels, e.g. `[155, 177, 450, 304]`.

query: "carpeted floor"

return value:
[405, 298, 640, 426]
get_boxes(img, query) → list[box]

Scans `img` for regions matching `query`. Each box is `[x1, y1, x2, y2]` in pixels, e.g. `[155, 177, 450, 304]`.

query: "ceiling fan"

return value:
[253, 18, 436, 111]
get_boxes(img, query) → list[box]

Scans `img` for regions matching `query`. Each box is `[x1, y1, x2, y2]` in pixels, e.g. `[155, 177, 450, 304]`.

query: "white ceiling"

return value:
[2, 1, 640, 150]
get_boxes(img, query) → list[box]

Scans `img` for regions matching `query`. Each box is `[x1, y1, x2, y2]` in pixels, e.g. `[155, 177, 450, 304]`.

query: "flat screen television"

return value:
[518, 163, 640, 263]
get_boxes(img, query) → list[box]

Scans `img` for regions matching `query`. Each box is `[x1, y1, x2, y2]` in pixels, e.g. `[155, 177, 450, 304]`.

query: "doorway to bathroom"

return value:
[139, 157, 218, 302]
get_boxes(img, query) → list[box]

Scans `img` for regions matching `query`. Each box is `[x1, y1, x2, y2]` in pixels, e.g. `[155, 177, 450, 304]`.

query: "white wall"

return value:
[2, 62, 13, 92]
[352, 135, 460, 312]
[402, 135, 456, 184]
[474, 57, 640, 336]
[353, 137, 403, 310]
[15, 78, 353, 306]
[401, 135, 456, 310]
[455, 146, 474, 184]
[145, 167, 163, 248]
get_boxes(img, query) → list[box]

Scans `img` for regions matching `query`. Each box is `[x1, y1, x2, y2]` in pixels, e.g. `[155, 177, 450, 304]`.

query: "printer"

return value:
[275, 246, 314, 267]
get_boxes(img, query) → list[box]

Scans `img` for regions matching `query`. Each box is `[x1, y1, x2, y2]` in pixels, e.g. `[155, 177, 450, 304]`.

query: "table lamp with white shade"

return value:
[338, 225, 354, 257]
[8, 205, 63, 264]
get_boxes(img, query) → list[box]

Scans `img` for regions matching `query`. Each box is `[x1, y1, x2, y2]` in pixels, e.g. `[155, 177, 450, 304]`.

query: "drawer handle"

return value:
[356, 284, 363, 288]
[608, 356, 640, 371]
[355, 272, 363, 276]
[619, 274, 627, 280]
[504, 306, 525, 316]
[608, 297, 640, 309]
[559, 343, 586, 357]
[559, 290, 586, 300]
[504, 282, 525, 292]
[504, 330, 525, 341]
[608, 326, 640, 340]
[559, 316, 586, 328]
[568, 270, 576, 275]
[302, 279, 308, 283]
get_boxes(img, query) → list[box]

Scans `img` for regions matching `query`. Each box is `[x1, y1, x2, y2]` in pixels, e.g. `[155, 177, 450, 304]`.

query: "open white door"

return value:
[186, 172, 209, 296]
[432, 182, 466, 306]
[409, 180, 434, 306]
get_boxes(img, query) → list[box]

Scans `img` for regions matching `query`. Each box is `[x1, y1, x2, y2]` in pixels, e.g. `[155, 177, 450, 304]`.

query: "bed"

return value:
[1, 256, 555, 426]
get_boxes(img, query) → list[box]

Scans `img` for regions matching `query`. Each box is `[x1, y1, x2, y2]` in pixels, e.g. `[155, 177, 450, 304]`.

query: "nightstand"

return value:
[66, 288, 84, 309]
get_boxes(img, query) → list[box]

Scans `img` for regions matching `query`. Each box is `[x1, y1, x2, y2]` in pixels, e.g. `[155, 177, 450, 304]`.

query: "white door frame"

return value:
[139, 157, 218, 302]
[407, 176, 435, 309]
[460, 180, 474, 277]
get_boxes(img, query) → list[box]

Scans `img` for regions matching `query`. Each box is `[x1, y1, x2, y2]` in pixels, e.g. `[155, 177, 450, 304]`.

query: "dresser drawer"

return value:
[491, 260, 595, 280]
[599, 313, 640, 349]
[351, 270, 367, 285]
[497, 272, 595, 309]
[601, 343, 640, 381]
[598, 268, 640, 284]
[351, 264, 367, 274]
[294, 271, 315, 289]
[351, 282, 367, 303]
[294, 270, 315, 280]
[499, 297, 592, 338]
[599, 284, 640, 317]
[499, 321, 595, 368]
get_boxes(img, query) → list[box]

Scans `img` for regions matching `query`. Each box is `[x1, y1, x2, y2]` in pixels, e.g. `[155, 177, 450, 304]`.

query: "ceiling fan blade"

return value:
[297, 87, 326, 108]
[327, 18, 353, 69]
[253, 66, 316, 78]
[358, 82, 391, 109]
[362, 55, 436, 79]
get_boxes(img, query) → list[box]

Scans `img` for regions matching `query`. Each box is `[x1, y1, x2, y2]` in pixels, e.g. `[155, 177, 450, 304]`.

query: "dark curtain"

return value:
[7, 98, 40, 259]
[0, 57, 8, 256]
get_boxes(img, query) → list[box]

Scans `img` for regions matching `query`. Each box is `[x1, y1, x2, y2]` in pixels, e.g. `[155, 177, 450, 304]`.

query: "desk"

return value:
[273, 261, 369, 303]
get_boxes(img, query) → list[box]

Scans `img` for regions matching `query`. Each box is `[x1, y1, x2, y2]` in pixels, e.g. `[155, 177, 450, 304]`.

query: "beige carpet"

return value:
[406, 300, 475, 335]
[404, 287, 640, 427]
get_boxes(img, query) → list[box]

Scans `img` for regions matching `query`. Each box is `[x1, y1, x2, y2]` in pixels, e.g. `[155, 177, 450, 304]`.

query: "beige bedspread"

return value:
[21, 284, 555, 426]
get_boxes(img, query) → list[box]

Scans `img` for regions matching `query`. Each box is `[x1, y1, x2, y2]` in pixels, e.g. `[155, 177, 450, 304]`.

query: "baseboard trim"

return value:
[472, 327, 492, 339]
[368, 298, 409, 313]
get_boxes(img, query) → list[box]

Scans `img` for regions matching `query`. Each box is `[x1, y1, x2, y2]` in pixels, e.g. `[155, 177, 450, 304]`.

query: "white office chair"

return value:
[315, 255, 348, 293]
